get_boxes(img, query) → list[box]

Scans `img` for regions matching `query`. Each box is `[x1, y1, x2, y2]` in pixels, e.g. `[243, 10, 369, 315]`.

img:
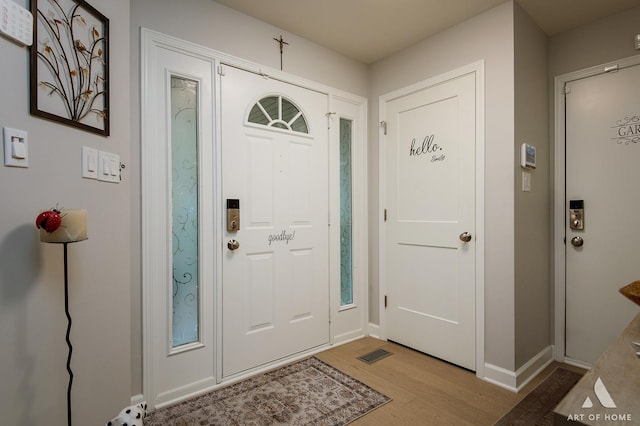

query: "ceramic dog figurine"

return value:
[106, 401, 147, 426]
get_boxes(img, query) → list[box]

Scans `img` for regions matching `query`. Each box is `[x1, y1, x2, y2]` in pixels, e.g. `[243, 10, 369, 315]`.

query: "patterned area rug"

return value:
[494, 367, 583, 426]
[145, 357, 390, 425]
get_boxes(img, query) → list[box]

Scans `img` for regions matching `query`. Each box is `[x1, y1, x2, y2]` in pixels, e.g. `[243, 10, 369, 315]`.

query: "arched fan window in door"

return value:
[247, 95, 309, 134]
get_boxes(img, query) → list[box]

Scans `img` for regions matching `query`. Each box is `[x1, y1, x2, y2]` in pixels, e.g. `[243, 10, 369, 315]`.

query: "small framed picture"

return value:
[30, 0, 109, 136]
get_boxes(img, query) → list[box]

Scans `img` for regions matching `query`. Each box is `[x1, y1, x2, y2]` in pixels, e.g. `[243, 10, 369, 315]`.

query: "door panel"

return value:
[398, 97, 458, 222]
[246, 253, 275, 332]
[247, 136, 274, 225]
[565, 64, 640, 364]
[221, 66, 329, 378]
[384, 71, 477, 370]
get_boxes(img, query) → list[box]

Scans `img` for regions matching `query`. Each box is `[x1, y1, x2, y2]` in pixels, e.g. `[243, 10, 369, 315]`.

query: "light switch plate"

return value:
[3, 127, 28, 168]
[98, 150, 120, 183]
[522, 171, 531, 192]
[82, 146, 98, 179]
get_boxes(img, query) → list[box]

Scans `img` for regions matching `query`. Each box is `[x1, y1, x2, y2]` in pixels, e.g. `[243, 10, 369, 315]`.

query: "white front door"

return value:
[220, 65, 330, 378]
[565, 63, 640, 365]
[382, 68, 478, 371]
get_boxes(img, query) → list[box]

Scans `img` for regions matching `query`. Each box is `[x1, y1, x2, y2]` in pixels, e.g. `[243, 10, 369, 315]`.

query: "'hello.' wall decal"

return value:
[409, 134, 446, 163]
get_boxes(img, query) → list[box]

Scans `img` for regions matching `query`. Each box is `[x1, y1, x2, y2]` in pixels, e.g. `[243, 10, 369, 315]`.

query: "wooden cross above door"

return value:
[273, 35, 289, 70]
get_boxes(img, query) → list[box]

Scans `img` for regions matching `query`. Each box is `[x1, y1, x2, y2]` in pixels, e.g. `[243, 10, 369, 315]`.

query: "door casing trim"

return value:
[377, 60, 485, 379]
[552, 53, 640, 364]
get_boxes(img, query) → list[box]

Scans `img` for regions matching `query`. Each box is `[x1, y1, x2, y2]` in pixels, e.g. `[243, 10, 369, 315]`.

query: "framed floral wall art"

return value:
[30, 0, 109, 136]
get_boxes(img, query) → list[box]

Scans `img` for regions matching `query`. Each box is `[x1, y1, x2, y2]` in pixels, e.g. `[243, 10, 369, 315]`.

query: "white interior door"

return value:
[382, 69, 477, 370]
[220, 65, 330, 378]
[565, 64, 640, 365]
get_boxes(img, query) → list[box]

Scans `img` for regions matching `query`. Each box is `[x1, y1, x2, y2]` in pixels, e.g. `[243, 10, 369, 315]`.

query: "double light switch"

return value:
[83, 146, 120, 183]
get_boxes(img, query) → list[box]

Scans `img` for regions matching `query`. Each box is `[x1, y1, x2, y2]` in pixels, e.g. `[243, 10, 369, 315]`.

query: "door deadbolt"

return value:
[569, 200, 584, 231]
[459, 232, 472, 243]
[227, 199, 240, 232]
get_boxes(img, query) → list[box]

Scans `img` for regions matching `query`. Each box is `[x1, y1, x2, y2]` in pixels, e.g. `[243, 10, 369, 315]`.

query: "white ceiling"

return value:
[214, 0, 640, 64]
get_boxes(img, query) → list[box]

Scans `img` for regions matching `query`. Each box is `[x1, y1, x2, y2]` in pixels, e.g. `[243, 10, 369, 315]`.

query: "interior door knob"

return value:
[459, 232, 472, 243]
[571, 236, 584, 247]
[227, 239, 240, 251]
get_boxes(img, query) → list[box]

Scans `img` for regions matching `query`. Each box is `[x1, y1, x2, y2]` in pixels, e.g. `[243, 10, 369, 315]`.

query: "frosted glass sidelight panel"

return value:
[171, 76, 200, 347]
[340, 118, 353, 306]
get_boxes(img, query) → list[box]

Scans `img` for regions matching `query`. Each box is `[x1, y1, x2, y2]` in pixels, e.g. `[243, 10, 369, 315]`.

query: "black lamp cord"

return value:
[63, 242, 73, 426]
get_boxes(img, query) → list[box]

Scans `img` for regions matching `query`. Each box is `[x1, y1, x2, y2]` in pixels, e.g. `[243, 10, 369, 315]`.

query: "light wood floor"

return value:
[314, 337, 585, 425]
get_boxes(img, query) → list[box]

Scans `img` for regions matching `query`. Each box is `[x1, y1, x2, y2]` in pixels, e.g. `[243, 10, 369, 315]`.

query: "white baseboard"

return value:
[332, 329, 366, 345]
[562, 356, 592, 371]
[367, 322, 381, 339]
[483, 345, 554, 393]
[483, 363, 518, 392]
[130, 393, 145, 405]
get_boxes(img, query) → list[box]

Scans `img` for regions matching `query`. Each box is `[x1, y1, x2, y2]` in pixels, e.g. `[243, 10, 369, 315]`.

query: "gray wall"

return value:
[129, 0, 370, 396]
[549, 6, 640, 77]
[513, 2, 550, 369]
[369, 1, 517, 370]
[0, 0, 131, 424]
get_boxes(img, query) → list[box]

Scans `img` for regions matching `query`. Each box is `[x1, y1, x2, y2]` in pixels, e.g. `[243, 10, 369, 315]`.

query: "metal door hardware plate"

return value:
[227, 199, 240, 232]
[569, 199, 584, 230]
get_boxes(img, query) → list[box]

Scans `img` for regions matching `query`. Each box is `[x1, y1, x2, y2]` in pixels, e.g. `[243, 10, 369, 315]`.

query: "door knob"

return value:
[227, 239, 240, 251]
[570, 236, 584, 247]
[459, 232, 472, 243]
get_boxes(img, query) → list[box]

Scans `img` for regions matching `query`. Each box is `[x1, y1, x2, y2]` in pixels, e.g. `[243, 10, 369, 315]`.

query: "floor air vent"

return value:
[357, 348, 393, 364]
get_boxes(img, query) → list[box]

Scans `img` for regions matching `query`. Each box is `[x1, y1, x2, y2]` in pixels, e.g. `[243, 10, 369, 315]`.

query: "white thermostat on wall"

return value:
[0, 0, 33, 46]
[520, 143, 536, 169]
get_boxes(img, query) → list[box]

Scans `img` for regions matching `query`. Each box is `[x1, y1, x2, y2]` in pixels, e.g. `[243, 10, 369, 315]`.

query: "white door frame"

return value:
[141, 28, 368, 407]
[378, 61, 485, 378]
[552, 54, 640, 364]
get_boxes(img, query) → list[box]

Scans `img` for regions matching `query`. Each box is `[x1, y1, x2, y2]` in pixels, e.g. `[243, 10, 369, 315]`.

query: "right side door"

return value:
[565, 63, 640, 365]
